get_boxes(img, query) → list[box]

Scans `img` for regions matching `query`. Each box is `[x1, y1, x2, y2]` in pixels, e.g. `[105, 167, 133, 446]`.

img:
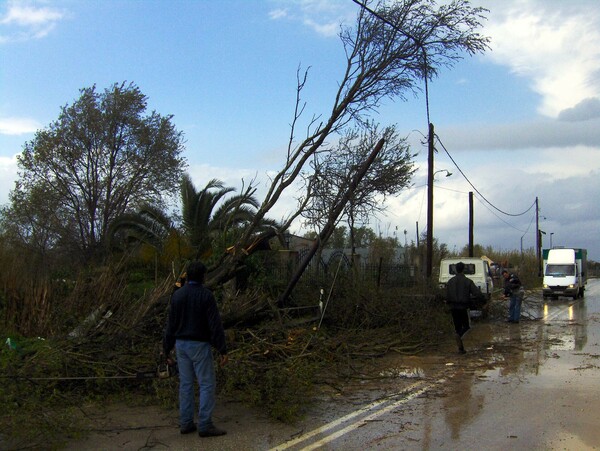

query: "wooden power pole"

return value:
[468, 191, 474, 257]
[426, 123, 434, 279]
[536, 196, 541, 276]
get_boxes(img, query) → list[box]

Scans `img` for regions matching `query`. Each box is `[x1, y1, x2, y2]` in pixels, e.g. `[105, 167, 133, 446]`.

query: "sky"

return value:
[1, 0, 599, 261]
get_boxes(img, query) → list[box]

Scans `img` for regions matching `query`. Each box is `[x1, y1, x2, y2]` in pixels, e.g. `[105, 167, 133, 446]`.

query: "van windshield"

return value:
[545, 264, 575, 277]
[450, 264, 476, 275]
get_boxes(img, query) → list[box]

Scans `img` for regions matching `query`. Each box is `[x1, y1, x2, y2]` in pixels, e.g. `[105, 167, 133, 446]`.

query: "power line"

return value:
[435, 135, 536, 217]
[434, 185, 470, 195]
[350, 0, 418, 44]
[472, 192, 531, 233]
[416, 180, 532, 232]
[351, 0, 537, 247]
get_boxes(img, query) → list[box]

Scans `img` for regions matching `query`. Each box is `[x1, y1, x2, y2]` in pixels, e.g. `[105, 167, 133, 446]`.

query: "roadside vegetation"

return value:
[0, 228, 543, 448]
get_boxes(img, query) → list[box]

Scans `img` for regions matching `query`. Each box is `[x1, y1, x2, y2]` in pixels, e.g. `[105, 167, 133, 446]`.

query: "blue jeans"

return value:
[509, 294, 522, 322]
[175, 340, 216, 430]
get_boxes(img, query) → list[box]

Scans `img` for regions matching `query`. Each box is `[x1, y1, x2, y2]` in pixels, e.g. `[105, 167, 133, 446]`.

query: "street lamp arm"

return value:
[434, 169, 452, 177]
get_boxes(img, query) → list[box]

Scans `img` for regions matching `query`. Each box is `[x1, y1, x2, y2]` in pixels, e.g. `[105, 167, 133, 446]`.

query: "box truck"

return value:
[439, 257, 494, 304]
[542, 248, 587, 300]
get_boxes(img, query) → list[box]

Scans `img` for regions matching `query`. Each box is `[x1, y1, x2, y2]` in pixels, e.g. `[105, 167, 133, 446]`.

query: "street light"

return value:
[550, 232, 554, 248]
[426, 158, 453, 279]
[434, 169, 452, 179]
[539, 229, 546, 251]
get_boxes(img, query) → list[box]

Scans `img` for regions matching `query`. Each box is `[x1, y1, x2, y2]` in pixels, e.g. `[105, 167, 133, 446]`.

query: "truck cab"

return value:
[542, 248, 587, 300]
[438, 257, 494, 305]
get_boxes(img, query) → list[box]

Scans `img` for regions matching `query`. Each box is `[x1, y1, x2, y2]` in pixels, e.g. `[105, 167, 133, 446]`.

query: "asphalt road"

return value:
[65, 279, 600, 450]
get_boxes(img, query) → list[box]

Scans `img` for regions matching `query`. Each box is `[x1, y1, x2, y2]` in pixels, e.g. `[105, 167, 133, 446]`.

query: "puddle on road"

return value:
[378, 366, 425, 379]
[318, 294, 599, 421]
[292, 287, 600, 450]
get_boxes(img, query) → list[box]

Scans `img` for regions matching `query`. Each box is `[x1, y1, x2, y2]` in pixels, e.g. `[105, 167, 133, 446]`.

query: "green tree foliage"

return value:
[107, 204, 190, 279]
[352, 226, 377, 248]
[317, 225, 377, 249]
[328, 226, 348, 249]
[7, 82, 186, 264]
[180, 174, 280, 261]
[303, 123, 415, 252]
[108, 204, 175, 253]
[369, 235, 401, 264]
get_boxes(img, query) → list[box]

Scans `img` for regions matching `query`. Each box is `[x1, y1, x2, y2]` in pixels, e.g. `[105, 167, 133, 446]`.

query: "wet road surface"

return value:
[65, 279, 600, 450]
[272, 278, 600, 450]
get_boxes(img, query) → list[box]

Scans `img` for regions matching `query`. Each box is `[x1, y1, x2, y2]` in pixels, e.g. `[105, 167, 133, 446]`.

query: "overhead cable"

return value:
[435, 135, 536, 217]
[472, 192, 531, 233]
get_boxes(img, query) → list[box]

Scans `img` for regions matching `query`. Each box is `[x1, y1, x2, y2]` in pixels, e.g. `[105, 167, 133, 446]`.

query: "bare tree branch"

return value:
[207, 0, 489, 287]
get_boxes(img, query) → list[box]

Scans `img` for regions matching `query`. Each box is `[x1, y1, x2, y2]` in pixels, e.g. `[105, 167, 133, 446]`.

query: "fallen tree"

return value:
[206, 0, 489, 293]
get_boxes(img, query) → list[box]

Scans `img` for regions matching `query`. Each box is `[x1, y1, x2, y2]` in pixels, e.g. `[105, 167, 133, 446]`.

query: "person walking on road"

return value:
[446, 261, 484, 354]
[163, 261, 229, 438]
[502, 269, 523, 323]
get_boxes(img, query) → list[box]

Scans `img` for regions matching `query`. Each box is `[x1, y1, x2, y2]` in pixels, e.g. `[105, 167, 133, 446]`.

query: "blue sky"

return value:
[1, 0, 599, 261]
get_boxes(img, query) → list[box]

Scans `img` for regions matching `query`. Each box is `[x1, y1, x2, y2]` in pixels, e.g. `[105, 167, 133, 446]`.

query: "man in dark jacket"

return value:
[163, 261, 228, 438]
[446, 261, 483, 354]
[502, 269, 523, 323]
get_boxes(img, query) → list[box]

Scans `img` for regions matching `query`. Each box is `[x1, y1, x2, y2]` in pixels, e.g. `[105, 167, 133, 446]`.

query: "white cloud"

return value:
[0, 155, 18, 205]
[558, 97, 600, 122]
[484, 0, 600, 118]
[380, 153, 600, 256]
[529, 147, 600, 179]
[0, 0, 65, 42]
[268, 0, 353, 37]
[302, 18, 340, 37]
[434, 117, 600, 151]
[268, 8, 288, 20]
[0, 117, 39, 135]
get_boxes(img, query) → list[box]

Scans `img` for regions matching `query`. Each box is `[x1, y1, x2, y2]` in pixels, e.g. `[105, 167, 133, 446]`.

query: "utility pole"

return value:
[468, 191, 474, 257]
[426, 123, 434, 279]
[536, 196, 541, 276]
[416, 221, 419, 247]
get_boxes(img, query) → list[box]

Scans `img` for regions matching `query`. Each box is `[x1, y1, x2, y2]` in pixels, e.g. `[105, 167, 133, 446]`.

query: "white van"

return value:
[542, 248, 587, 299]
[438, 257, 494, 303]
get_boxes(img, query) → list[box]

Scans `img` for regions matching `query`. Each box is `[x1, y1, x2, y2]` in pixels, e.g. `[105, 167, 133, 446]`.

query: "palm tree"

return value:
[108, 204, 173, 251]
[107, 204, 183, 282]
[180, 174, 279, 260]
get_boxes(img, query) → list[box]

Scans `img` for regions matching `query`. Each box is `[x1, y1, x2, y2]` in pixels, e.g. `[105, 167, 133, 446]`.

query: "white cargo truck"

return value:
[438, 257, 494, 303]
[542, 248, 587, 300]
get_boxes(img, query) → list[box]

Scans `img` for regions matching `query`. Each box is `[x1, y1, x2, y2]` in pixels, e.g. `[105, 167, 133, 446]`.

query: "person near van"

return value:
[163, 261, 228, 438]
[502, 269, 523, 323]
[446, 261, 484, 354]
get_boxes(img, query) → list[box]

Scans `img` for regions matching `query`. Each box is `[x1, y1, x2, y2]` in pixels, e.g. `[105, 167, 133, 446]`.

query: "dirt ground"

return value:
[63, 397, 298, 451]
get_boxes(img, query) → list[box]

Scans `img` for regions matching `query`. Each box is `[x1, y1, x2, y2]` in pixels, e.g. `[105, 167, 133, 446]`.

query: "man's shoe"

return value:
[199, 425, 227, 437]
[180, 423, 197, 434]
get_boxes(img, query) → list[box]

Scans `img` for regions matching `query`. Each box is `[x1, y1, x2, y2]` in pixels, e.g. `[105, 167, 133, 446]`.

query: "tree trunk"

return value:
[277, 138, 386, 307]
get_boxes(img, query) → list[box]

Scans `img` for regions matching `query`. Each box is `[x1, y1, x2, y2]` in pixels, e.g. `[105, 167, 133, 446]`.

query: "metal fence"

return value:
[260, 251, 417, 289]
